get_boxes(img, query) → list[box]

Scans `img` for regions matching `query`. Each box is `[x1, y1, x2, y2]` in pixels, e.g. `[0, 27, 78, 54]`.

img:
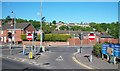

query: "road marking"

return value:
[34, 63, 41, 66]
[72, 56, 93, 69]
[56, 56, 63, 61]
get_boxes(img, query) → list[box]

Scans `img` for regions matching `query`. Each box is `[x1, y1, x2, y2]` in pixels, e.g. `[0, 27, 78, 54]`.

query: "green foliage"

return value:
[52, 20, 56, 24]
[21, 34, 27, 41]
[59, 25, 69, 30]
[44, 34, 71, 42]
[90, 22, 119, 38]
[16, 18, 28, 23]
[21, 34, 71, 42]
[93, 43, 102, 57]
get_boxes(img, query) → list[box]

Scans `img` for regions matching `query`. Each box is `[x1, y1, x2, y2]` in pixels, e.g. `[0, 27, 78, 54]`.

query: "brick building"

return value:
[0, 19, 36, 43]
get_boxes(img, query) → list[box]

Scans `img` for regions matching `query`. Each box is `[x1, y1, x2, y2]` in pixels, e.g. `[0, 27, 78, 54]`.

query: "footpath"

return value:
[73, 48, 119, 70]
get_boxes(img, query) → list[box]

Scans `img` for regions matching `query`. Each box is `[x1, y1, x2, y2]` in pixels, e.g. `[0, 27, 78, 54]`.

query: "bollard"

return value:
[9, 44, 12, 55]
[23, 45, 26, 55]
[113, 57, 117, 64]
[106, 54, 109, 61]
[80, 47, 82, 53]
[42, 46, 45, 52]
[77, 48, 80, 53]
[90, 55, 93, 62]
[102, 54, 104, 60]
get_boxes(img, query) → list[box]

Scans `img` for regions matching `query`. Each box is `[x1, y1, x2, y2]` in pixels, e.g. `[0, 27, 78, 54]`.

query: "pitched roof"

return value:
[2, 23, 31, 30]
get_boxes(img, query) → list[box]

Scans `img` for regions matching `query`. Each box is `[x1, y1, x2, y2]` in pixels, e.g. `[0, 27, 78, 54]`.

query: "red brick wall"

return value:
[15, 30, 24, 42]
[68, 38, 80, 46]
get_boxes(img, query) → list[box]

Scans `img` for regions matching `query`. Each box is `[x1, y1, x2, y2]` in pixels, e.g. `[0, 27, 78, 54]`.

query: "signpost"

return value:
[88, 32, 95, 62]
[26, 33, 33, 59]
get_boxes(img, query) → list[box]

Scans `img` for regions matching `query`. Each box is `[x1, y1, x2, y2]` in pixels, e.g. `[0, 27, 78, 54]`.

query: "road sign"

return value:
[88, 33, 95, 41]
[27, 33, 33, 41]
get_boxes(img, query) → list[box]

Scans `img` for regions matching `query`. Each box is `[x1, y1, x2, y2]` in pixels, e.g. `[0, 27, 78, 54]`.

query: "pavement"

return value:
[73, 48, 119, 69]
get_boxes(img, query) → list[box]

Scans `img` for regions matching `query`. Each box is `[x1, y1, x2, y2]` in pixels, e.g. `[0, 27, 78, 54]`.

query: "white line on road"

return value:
[56, 56, 64, 61]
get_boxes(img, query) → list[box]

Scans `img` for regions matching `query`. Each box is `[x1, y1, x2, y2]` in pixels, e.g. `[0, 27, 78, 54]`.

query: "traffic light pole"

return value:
[80, 32, 83, 53]
[9, 39, 12, 55]
[32, 31, 34, 56]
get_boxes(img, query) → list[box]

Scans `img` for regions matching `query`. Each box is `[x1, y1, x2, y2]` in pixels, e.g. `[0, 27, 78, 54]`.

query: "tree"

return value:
[4, 16, 11, 23]
[52, 20, 56, 25]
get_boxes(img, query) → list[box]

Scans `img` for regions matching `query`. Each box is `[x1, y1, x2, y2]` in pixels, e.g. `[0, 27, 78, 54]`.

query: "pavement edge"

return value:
[72, 52, 94, 69]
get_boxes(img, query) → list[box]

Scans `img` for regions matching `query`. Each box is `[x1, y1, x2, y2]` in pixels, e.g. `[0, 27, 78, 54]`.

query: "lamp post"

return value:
[11, 11, 16, 44]
[39, 0, 43, 53]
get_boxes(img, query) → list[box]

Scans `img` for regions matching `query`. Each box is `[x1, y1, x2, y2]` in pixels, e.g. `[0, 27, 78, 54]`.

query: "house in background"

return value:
[0, 19, 36, 44]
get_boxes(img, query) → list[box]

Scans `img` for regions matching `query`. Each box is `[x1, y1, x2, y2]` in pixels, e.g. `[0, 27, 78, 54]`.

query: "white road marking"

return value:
[56, 56, 63, 61]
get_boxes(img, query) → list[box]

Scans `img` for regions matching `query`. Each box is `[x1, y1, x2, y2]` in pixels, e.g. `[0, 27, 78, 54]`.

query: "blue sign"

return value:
[114, 44, 120, 57]
[102, 44, 109, 54]
[108, 44, 114, 56]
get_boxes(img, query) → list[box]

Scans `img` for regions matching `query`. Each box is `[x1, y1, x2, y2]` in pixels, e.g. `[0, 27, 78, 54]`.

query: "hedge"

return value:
[21, 34, 27, 41]
[21, 34, 71, 42]
[93, 43, 102, 58]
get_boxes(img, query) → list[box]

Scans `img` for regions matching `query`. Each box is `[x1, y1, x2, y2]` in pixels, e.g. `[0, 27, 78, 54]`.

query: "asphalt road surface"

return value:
[36, 47, 90, 69]
[2, 58, 41, 69]
[2, 46, 92, 70]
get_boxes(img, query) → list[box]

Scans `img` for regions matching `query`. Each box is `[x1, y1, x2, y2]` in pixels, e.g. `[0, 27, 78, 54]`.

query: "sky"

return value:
[2, 2, 118, 23]
[1, 0, 120, 2]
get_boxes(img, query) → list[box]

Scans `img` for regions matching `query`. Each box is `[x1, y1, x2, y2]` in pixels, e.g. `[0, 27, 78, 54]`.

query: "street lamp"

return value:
[39, 0, 43, 53]
[11, 11, 16, 44]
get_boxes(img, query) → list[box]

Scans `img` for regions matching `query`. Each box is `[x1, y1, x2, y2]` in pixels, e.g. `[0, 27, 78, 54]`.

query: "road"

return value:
[2, 58, 41, 69]
[1, 46, 92, 70]
[36, 47, 91, 69]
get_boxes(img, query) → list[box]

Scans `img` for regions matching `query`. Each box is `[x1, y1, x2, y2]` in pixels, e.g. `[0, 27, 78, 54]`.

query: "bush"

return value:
[21, 34, 27, 41]
[93, 43, 102, 57]
[21, 34, 71, 42]
[44, 34, 71, 42]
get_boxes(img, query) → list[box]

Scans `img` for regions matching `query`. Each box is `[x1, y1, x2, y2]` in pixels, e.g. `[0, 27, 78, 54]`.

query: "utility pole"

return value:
[39, 0, 43, 53]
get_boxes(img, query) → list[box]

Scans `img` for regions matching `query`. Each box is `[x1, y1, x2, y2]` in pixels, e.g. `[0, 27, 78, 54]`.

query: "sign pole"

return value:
[90, 40, 93, 62]
[9, 42, 12, 55]
[88, 32, 95, 62]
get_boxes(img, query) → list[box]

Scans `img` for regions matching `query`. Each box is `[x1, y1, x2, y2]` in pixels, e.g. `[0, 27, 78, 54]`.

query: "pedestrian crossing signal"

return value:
[8, 32, 12, 39]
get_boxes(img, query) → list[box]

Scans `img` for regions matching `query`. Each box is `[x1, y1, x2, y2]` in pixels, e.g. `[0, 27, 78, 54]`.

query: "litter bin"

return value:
[29, 51, 33, 59]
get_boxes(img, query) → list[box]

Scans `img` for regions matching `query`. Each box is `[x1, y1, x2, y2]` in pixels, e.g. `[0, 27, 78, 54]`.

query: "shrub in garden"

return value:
[93, 43, 102, 58]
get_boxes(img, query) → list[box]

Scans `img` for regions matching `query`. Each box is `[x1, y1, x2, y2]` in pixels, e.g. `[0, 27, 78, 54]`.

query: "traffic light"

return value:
[8, 32, 12, 39]
[79, 34, 82, 40]
[34, 32, 37, 40]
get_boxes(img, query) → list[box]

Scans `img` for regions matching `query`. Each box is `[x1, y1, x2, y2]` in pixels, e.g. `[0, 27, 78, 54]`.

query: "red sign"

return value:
[88, 33, 95, 41]
[26, 33, 33, 41]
